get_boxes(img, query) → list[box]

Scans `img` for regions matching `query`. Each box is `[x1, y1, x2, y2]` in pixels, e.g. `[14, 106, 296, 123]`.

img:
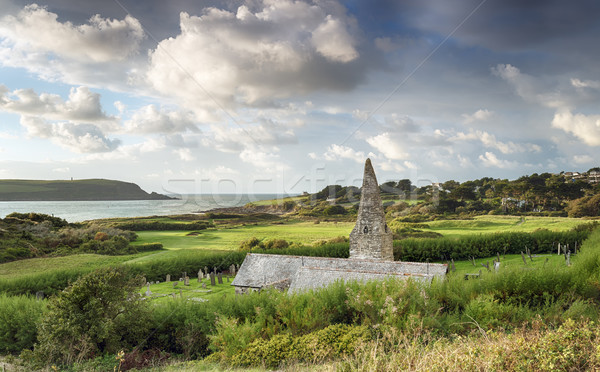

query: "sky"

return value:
[0, 0, 599, 196]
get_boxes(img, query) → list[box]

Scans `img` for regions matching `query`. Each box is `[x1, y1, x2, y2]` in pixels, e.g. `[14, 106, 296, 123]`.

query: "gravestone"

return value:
[145, 283, 152, 296]
[202, 282, 207, 289]
[172, 282, 178, 288]
[36, 291, 45, 300]
[204, 266, 209, 274]
[184, 276, 190, 286]
[141, 277, 147, 286]
[236, 264, 240, 272]
[217, 273, 223, 284]
[210, 272, 216, 286]
[213, 267, 217, 274]
[230, 264, 236, 276]
[166, 274, 171, 282]
[494, 261, 500, 272]
[198, 271, 202, 282]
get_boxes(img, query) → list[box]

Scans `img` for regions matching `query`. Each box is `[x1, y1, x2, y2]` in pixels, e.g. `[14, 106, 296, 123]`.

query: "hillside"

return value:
[0, 179, 174, 201]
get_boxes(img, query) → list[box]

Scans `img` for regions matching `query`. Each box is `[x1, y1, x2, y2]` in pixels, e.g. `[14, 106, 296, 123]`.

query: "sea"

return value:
[0, 194, 285, 222]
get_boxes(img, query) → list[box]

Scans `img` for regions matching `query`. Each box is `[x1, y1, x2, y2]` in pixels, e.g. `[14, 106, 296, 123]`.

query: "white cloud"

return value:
[146, 0, 362, 111]
[311, 15, 358, 63]
[492, 64, 565, 108]
[552, 109, 600, 146]
[450, 129, 540, 154]
[571, 78, 600, 90]
[462, 109, 493, 124]
[124, 105, 198, 134]
[20, 116, 120, 153]
[0, 4, 144, 63]
[366, 132, 409, 160]
[239, 147, 288, 172]
[379, 160, 404, 172]
[173, 148, 195, 161]
[478, 152, 517, 168]
[0, 85, 117, 129]
[322, 144, 365, 163]
[573, 154, 593, 164]
[202, 122, 297, 153]
[0, 5, 145, 88]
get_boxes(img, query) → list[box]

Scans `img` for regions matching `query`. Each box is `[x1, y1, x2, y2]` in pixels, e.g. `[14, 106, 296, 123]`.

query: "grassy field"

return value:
[0, 253, 149, 280]
[0, 216, 587, 283]
[141, 276, 236, 304]
[424, 215, 584, 238]
[449, 252, 569, 276]
[132, 220, 354, 251]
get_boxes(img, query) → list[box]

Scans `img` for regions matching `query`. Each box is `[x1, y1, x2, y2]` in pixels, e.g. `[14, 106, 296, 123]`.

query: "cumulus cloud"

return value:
[462, 109, 493, 124]
[366, 132, 409, 160]
[0, 85, 118, 132]
[0, 4, 144, 63]
[124, 105, 198, 134]
[478, 152, 517, 169]
[450, 129, 541, 154]
[20, 116, 120, 153]
[322, 144, 365, 163]
[552, 109, 600, 146]
[146, 0, 364, 111]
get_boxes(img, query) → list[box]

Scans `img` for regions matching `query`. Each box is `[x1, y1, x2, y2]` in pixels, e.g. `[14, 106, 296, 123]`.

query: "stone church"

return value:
[231, 159, 447, 294]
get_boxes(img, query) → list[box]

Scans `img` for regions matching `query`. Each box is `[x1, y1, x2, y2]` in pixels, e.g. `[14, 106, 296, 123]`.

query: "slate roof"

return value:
[231, 253, 447, 293]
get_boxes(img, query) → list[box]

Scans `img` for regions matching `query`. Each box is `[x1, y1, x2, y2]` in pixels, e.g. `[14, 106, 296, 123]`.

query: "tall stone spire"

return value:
[349, 158, 393, 261]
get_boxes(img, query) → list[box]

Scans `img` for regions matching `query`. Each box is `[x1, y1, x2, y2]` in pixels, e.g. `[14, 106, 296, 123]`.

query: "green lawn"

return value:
[0, 253, 150, 280]
[141, 275, 236, 304]
[448, 252, 570, 276]
[425, 215, 584, 238]
[133, 220, 354, 251]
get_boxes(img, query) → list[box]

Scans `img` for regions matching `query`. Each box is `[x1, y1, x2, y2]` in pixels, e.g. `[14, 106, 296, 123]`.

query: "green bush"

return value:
[31, 266, 151, 367]
[0, 294, 45, 353]
[228, 324, 371, 368]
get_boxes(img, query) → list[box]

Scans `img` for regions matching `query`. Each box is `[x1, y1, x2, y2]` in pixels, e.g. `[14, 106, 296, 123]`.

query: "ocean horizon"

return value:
[0, 193, 291, 222]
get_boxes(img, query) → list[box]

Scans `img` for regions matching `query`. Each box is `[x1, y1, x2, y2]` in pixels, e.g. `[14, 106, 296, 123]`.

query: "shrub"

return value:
[0, 294, 45, 353]
[31, 266, 150, 367]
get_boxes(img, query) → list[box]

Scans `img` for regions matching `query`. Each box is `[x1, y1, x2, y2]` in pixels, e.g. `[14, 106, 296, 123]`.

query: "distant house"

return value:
[231, 159, 447, 294]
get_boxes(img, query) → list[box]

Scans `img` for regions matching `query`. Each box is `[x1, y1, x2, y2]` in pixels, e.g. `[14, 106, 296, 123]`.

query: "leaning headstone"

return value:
[451, 259, 456, 272]
[166, 274, 171, 282]
[201, 282, 207, 289]
[210, 272, 216, 286]
[217, 273, 223, 284]
[145, 283, 152, 296]
[204, 266, 209, 275]
[494, 261, 500, 272]
[141, 277, 147, 286]
[521, 251, 527, 265]
[566, 251, 571, 266]
[184, 276, 190, 286]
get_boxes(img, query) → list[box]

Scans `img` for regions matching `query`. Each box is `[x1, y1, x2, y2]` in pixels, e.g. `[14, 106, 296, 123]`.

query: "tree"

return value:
[32, 266, 150, 366]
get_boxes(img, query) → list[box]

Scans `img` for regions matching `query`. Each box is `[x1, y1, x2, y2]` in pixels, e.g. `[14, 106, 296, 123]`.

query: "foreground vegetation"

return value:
[0, 223, 598, 370]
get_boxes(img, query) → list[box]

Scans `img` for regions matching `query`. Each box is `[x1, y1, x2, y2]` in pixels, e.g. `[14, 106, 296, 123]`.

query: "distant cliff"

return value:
[0, 179, 175, 201]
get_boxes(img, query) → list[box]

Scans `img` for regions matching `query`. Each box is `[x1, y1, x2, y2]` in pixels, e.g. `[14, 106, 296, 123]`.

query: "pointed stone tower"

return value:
[349, 158, 394, 261]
